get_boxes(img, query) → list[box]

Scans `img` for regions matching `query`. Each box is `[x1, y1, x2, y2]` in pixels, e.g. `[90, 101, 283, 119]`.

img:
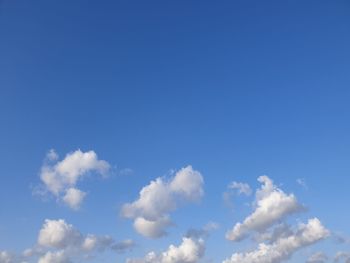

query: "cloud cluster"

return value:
[127, 237, 205, 263]
[222, 175, 332, 263]
[1, 153, 335, 263]
[121, 166, 204, 238]
[39, 149, 110, 209]
[226, 176, 303, 241]
[24, 219, 134, 263]
[223, 218, 329, 263]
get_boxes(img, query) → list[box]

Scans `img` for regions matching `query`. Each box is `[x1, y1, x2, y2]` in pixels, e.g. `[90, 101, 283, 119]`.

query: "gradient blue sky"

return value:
[1, 1, 350, 262]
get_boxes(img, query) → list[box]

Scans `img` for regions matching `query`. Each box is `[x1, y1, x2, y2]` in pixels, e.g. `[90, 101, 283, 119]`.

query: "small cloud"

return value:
[46, 149, 59, 162]
[226, 176, 304, 242]
[21, 218, 136, 263]
[223, 181, 252, 210]
[228, 181, 252, 196]
[37, 149, 111, 210]
[62, 188, 86, 210]
[121, 166, 204, 238]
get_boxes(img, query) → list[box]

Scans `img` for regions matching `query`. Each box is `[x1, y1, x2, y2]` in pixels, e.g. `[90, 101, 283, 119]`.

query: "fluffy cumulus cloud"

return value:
[62, 188, 86, 210]
[306, 252, 328, 263]
[223, 218, 329, 263]
[127, 237, 205, 263]
[22, 219, 134, 263]
[39, 149, 110, 209]
[133, 216, 172, 238]
[121, 166, 204, 238]
[226, 176, 303, 241]
[2, 164, 336, 263]
[38, 219, 82, 249]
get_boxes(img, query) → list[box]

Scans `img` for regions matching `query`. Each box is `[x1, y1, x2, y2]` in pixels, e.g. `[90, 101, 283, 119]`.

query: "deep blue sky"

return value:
[1, 1, 350, 262]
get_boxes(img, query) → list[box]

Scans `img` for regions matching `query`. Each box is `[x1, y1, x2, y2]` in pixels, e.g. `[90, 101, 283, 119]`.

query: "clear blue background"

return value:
[1, 0, 350, 262]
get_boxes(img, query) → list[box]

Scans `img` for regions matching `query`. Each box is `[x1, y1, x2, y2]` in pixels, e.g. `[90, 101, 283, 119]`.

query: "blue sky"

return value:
[1, 0, 350, 262]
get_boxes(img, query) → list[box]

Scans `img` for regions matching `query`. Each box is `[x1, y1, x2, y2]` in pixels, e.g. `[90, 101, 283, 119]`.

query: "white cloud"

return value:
[38, 219, 81, 249]
[121, 166, 204, 238]
[334, 251, 350, 262]
[46, 149, 59, 161]
[33, 219, 135, 262]
[39, 149, 110, 209]
[306, 252, 328, 263]
[223, 218, 329, 263]
[122, 178, 176, 221]
[38, 251, 70, 263]
[169, 167, 204, 201]
[0, 251, 13, 263]
[127, 237, 205, 263]
[228, 181, 252, 196]
[226, 176, 303, 241]
[62, 188, 86, 210]
[81, 235, 98, 251]
[133, 216, 172, 238]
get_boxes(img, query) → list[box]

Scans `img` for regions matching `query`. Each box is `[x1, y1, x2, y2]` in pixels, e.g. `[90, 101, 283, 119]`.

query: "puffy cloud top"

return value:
[121, 166, 204, 238]
[38, 219, 81, 249]
[40, 149, 110, 209]
[223, 218, 329, 263]
[34, 219, 134, 263]
[226, 176, 303, 241]
[127, 237, 205, 263]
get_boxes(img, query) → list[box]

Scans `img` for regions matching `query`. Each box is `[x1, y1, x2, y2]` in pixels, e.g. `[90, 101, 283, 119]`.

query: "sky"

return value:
[1, 0, 350, 262]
